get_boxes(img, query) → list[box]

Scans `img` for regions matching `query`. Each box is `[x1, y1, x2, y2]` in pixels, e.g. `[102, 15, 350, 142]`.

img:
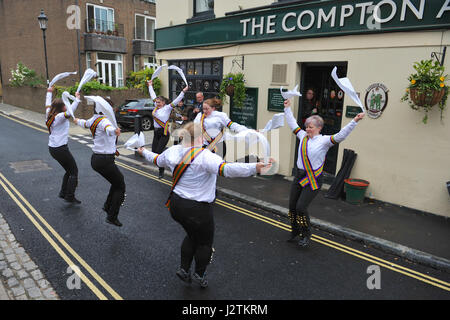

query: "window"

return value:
[144, 56, 157, 70]
[87, 4, 115, 33]
[86, 52, 92, 69]
[195, 0, 214, 15]
[135, 14, 156, 41]
[134, 56, 140, 72]
[168, 58, 222, 105]
[96, 53, 124, 88]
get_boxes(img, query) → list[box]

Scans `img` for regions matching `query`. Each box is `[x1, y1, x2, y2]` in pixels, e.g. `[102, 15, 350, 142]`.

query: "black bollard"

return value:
[134, 115, 142, 157]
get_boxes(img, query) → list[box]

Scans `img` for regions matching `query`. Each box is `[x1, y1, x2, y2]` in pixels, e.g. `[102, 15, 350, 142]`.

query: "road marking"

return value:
[0, 172, 123, 300]
[115, 160, 450, 292]
[2, 112, 449, 292]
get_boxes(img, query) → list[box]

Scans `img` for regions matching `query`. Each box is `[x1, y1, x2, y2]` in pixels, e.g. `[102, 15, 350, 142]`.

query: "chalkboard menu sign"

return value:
[345, 106, 361, 118]
[230, 87, 258, 129]
[267, 88, 287, 112]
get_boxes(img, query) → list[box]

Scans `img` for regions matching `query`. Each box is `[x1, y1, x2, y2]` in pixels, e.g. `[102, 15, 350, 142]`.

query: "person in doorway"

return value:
[45, 86, 82, 204]
[147, 80, 188, 178]
[301, 88, 319, 125]
[284, 98, 364, 247]
[138, 122, 272, 288]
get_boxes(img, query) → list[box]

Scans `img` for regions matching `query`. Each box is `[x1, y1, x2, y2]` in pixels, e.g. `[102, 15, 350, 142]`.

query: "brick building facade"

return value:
[0, 0, 156, 90]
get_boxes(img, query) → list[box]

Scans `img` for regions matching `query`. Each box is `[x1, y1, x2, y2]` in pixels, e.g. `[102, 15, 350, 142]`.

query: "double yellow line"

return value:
[116, 161, 450, 292]
[0, 172, 123, 300]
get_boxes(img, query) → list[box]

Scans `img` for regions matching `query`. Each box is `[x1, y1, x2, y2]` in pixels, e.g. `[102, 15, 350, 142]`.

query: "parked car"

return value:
[115, 99, 155, 131]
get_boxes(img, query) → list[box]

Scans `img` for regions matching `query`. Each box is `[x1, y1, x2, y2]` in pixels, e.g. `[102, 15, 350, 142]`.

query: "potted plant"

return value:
[401, 59, 448, 123]
[219, 73, 246, 108]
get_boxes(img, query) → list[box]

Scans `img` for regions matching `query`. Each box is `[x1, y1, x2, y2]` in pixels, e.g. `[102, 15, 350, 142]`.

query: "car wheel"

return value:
[142, 117, 152, 131]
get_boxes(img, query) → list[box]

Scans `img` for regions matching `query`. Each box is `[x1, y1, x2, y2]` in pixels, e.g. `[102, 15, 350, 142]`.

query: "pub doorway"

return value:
[293, 62, 348, 177]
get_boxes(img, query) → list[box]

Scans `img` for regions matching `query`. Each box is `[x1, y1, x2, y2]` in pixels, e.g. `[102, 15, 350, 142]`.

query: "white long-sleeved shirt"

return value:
[45, 92, 81, 148]
[194, 111, 248, 145]
[76, 115, 117, 154]
[143, 145, 257, 203]
[284, 107, 358, 171]
[149, 85, 185, 129]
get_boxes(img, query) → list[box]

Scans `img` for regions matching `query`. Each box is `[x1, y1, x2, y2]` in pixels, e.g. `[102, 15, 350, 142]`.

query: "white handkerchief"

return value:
[151, 64, 167, 80]
[280, 85, 302, 100]
[124, 132, 146, 150]
[261, 113, 285, 132]
[168, 65, 188, 87]
[84, 96, 118, 128]
[49, 72, 77, 88]
[62, 91, 77, 119]
[331, 67, 365, 113]
[223, 130, 271, 165]
[77, 69, 97, 93]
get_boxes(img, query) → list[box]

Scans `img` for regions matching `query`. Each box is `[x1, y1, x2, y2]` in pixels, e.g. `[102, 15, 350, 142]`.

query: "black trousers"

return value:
[91, 154, 126, 219]
[153, 128, 170, 175]
[49, 145, 78, 198]
[169, 193, 214, 277]
[288, 168, 322, 236]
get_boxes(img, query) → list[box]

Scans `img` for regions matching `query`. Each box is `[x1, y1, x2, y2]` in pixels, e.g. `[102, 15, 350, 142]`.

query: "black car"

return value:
[116, 99, 155, 131]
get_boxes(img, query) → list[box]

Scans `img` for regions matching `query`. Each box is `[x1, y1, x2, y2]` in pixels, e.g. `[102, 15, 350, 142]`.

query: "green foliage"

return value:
[401, 59, 448, 123]
[9, 62, 46, 88]
[54, 80, 127, 97]
[219, 73, 246, 108]
[126, 67, 161, 96]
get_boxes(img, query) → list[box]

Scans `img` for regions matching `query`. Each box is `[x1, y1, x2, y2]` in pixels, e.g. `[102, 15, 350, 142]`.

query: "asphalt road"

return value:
[0, 113, 449, 301]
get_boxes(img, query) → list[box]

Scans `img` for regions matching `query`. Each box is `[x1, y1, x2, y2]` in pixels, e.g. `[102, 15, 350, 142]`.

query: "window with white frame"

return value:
[87, 4, 115, 33]
[96, 53, 124, 88]
[135, 14, 156, 41]
[86, 52, 92, 69]
[134, 56, 140, 72]
[144, 56, 157, 70]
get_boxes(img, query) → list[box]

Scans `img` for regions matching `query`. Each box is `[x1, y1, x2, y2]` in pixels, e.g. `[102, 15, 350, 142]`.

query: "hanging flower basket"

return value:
[409, 88, 445, 107]
[219, 73, 246, 108]
[401, 59, 448, 124]
[225, 85, 235, 97]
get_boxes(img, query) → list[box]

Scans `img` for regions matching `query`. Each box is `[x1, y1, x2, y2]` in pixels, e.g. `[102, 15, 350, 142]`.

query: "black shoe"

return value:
[64, 196, 81, 204]
[106, 217, 123, 227]
[192, 272, 208, 288]
[176, 268, 192, 284]
[297, 230, 311, 248]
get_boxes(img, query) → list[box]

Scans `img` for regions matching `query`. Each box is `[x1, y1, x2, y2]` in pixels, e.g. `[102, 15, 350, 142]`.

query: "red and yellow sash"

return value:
[90, 116, 105, 138]
[165, 147, 204, 209]
[201, 113, 224, 153]
[46, 115, 56, 134]
[299, 136, 323, 190]
[153, 108, 170, 136]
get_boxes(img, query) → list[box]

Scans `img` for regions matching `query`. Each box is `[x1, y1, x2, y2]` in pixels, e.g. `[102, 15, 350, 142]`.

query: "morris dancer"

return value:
[284, 98, 364, 247]
[147, 80, 188, 178]
[193, 98, 248, 158]
[45, 86, 81, 203]
[138, 123, 271, 288]
[74, 98, 124, 227]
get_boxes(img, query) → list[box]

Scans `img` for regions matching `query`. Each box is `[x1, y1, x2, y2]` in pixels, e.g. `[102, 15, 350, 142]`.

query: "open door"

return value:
[293, 62, 348, 177]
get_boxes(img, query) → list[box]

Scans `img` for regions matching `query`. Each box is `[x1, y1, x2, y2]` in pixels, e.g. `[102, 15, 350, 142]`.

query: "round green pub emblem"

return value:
[365, 83, 389, 119]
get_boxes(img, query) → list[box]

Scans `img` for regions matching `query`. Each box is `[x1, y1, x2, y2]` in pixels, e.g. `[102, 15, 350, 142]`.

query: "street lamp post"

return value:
[38, 9, 49, 85]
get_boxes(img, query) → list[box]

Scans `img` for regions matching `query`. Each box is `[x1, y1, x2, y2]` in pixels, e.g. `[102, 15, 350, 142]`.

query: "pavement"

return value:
[0, 101, 449, 300]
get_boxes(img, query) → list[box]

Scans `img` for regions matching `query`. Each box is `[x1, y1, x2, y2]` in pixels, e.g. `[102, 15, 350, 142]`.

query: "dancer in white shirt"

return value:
[284, 98, 364, 247]
[138, 122, 271, 288]
[45, 86, 81, 203]
[193, 98, 248, 158]
[74, 98, 124, 227]
[147, 80, 188, 179]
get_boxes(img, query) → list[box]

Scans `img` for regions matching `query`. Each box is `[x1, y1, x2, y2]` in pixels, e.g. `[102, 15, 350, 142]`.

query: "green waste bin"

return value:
[344, 179, 370, 204]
